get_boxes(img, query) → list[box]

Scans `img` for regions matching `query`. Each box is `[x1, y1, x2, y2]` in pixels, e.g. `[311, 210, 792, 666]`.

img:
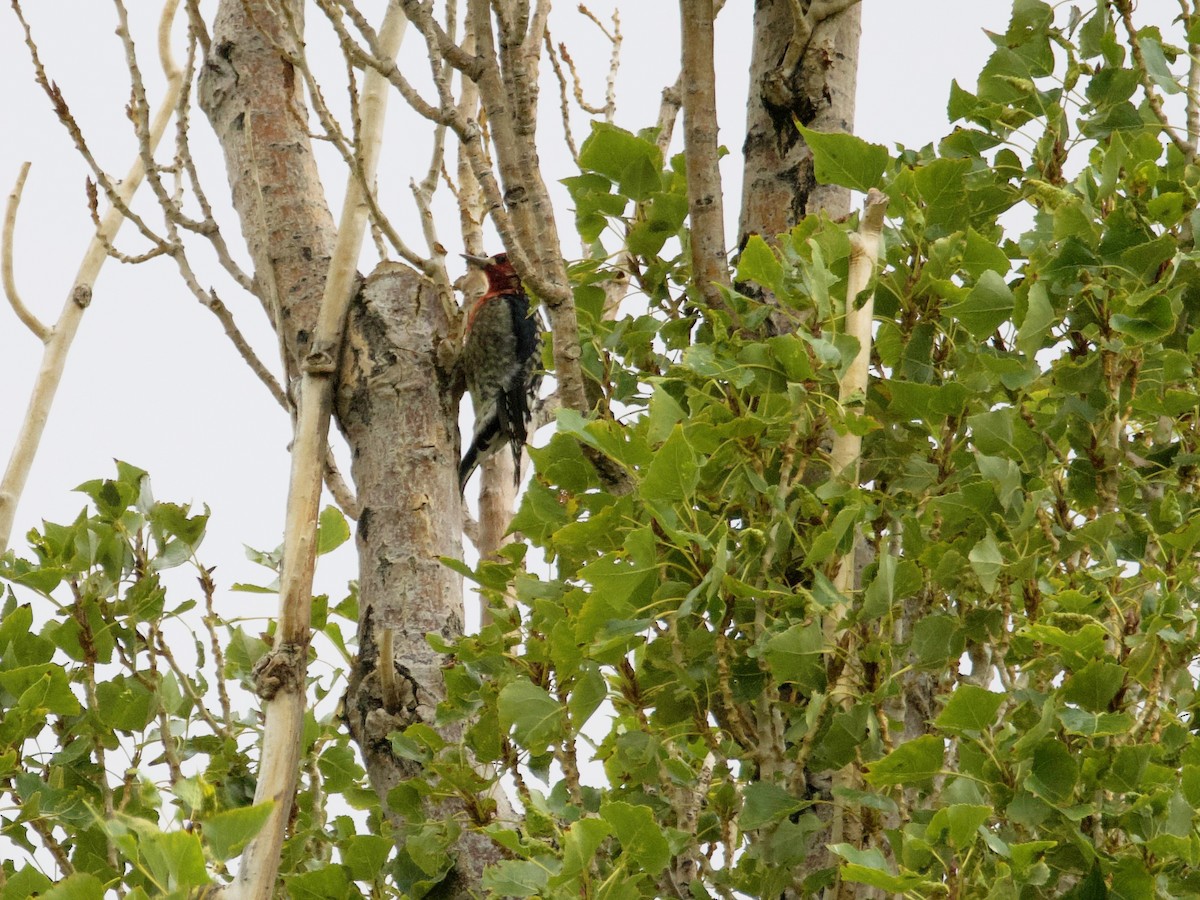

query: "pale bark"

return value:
[205, 2, 407, 895]
[738, 0, 861, 248]
[826, 190, 886, 895]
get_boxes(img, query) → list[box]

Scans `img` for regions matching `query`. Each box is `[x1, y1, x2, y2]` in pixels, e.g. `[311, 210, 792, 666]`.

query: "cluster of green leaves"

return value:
[413, 1, 1200, 897]
[0, 463, 380, 899]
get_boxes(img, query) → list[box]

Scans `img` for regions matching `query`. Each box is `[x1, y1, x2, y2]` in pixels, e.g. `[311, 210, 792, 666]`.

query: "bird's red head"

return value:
[463, 252, 522, 301]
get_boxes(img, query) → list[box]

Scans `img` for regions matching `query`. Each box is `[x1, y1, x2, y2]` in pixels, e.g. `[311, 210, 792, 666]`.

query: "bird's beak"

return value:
[461, 253, 491, 268]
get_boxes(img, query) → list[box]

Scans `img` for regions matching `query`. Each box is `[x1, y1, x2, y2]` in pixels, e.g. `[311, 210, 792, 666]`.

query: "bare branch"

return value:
[557, 42, 605, 116]
[3, 163, 49, 341]
[655, 77, 683, 155]
[11, 0, 174, 254]
[545, 35, 580, 163]
[324, 447, 359, 521]
[576, 5, 622, 121]
[0, 0, 185, 552]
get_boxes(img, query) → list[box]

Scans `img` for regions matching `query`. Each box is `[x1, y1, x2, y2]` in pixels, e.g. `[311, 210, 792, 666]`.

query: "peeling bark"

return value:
[199, 4, 501, 895]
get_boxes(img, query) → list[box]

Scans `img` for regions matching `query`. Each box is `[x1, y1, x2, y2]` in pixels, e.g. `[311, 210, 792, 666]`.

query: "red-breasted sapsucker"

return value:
[458, 252, 543, 492]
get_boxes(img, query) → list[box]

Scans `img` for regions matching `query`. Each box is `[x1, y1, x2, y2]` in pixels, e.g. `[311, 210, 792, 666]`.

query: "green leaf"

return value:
[601, 801, 671, 874]
[567, 662, 607, 730]
[482, 860, 553, 897]
[962, 228, 1010, 278]
[915, 158, 971, 232]
[797, 126, 888, 192]
[829, 845, 930, 891]
[1058, 708, 1133, 737]
[39, 873, 106, 900]
[968, 532, 1004, 593]
[936, 684, 1004, 734]
[1062, 659, 1126, 712]
[579, 123, 664, 201]
[911, 614, 965, 669]
[139, 829, 210, 891]
[1111, 292, 1176, 342]
[1, 665, 81, 716]
[740, 781, 806, 830]
[736, 235, 785, 294]
[945, 270, 1014, 338]
[555, 818, 611, 882]
[497, 679, 565, 751]
[1026, 739, 1077, 804]
[865, 735, 944, 786]
[341, 834, 394, 883]
[925, 804, 992, 848]
[640, 425, 699, 502]
[1137, 35, 1183, 94]
[1017, 281, 1055, 354]
[762, 621, 825, 690]
[94, 675, 155, 731]
[287, 864, 352, 899]
[317, 506, 351, 555]
[203, 802, 273, 861]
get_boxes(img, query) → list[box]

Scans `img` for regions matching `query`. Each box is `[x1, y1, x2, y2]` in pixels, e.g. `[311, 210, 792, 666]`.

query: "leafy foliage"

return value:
[0, 463, 379, 897]
[10, 2, 1200, 898]
[419, 2, 1200, 896]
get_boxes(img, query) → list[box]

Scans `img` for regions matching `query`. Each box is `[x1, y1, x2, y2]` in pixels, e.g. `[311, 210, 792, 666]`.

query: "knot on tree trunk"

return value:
[251, 642, 308, 700]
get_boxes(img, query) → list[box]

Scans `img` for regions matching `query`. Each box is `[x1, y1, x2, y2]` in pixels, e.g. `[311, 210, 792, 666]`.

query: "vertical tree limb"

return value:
[679, 0, 730, 312]
[825, 189, 886, 897]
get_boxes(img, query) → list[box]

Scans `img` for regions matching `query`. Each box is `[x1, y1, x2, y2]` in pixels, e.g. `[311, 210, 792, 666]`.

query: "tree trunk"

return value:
[738, 0, 861, 248]
[339, 265, 505, 894]
[200, 4, 499, 894]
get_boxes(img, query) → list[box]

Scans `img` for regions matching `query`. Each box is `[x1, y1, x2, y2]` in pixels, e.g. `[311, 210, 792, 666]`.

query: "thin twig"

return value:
[544, 35, 580, 162]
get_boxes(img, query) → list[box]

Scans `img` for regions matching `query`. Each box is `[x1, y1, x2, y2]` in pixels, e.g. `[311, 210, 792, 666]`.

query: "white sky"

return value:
[0, 0, 1043, 612]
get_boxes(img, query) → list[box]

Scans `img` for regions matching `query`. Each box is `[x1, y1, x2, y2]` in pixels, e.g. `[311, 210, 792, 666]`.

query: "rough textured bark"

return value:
[199, 3, 500, 895]
[738, 0, 861, 248]
[339, 266, 505, 891]
[198, 0, 334, 377]
[679, 0, 730, 312]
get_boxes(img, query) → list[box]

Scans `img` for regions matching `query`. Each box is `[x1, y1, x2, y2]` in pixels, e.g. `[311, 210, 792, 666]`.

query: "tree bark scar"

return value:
[251, 641, 307, 699]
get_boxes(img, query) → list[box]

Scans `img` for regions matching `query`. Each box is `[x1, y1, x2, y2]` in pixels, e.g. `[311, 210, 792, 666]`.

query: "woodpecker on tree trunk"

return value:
[458, 252, 543, 492]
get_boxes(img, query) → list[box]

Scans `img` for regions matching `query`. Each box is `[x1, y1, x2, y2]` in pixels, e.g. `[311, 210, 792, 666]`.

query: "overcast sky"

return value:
[0, 0, 1062, 610]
